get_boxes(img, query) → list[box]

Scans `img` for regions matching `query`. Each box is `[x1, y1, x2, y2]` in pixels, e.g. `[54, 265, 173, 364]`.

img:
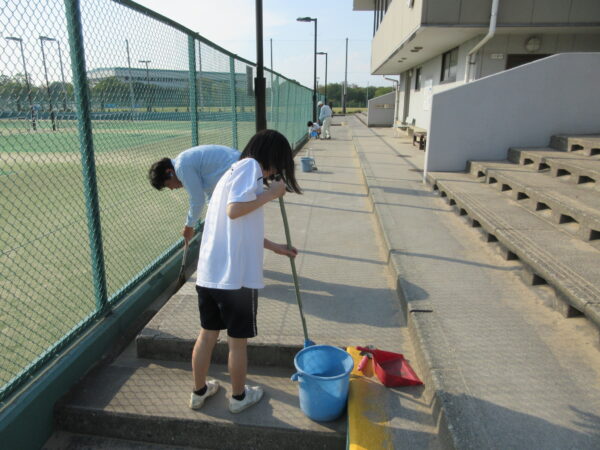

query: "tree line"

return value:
[1, 73, 395, 113]
[318, 83, 394, 108]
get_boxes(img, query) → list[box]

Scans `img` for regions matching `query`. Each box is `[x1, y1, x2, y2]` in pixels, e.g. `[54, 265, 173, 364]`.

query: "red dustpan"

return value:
[356, 346, 423, 387]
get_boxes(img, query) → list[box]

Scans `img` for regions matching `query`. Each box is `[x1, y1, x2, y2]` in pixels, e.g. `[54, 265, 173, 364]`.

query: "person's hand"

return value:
[182, 226, 194, 244]
[272, 243, 298, 258]
[269, 179, 286, 200]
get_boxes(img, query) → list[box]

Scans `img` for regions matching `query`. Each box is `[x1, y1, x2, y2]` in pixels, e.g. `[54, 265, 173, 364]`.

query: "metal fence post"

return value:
[284, 82, 291, 138]
[197, 42, 204, 112]
[125, 39, 136, 121]
[188, 36, 198, 146]
[64, 0, 108, 314]
[229, 56, 238, 149]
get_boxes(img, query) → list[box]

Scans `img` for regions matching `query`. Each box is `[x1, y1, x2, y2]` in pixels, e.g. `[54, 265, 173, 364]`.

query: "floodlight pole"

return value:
[39, 35, 57, 130]
[54, 40, 68, 111]
[139, 59, 151, 112]
[255, 0, 267, 131]
[343, 37, 348, 114]
[317, 51, 327, 104]
[125, 39, 136, 119]
[5, 36, 36, 130]
[297, 17, 318, 122]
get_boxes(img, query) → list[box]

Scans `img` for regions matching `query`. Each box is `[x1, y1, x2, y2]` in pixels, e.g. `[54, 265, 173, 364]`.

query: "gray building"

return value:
[354, 0, 600, 131]
[87, 67, 236, 89]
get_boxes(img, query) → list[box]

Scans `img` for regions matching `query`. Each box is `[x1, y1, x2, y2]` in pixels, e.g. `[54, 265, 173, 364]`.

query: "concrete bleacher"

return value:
[428, 134, 600, 335]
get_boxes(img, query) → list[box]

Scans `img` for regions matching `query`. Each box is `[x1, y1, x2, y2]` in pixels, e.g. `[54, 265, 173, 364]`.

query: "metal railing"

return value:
[0, 0, 313, 402]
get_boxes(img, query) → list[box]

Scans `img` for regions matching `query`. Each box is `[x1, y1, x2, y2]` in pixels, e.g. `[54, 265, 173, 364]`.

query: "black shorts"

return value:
[196, 285, 258, 338]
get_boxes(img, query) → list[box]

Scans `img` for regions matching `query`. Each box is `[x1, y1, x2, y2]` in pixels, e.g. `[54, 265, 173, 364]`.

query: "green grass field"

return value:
[0, 117, 265, 390]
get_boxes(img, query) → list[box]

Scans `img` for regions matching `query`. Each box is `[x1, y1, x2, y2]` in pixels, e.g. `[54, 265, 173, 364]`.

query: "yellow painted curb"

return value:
[347, 346, 393, 450]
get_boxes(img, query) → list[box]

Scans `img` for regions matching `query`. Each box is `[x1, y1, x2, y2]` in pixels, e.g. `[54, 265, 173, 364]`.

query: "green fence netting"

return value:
[0, 0, 314, 402]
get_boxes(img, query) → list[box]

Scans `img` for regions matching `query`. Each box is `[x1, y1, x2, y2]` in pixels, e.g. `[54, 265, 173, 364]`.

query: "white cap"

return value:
[317, 101, 323, 106]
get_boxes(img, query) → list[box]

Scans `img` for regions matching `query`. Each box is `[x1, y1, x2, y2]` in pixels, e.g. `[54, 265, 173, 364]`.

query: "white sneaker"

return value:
[228, 385, 264, 413]
[189, 380, 220, 410]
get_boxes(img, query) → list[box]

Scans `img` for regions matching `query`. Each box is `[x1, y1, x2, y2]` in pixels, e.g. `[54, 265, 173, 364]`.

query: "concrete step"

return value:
[54, 357, 346, 450]
[137, 264, 408, 367]
[44, 431, 206, 449]
[468, 160, 600, 245]
[427, 171, 600, 339]
[550, 134, 600, 156]
[136, 285, 301, 368]
[507, 147, 600, 188]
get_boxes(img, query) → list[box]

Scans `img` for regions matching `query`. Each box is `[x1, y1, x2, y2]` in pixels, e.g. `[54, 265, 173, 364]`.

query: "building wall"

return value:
[423, 0, 600, 25]
[425, 52, 600, 173]
[371, 0, 424, 72]
[397, 33, 600, 131]
[479, 33, 600, 77]
[399, 37, 479, 130]
[371, 0, 600, 74]
[367, 91, 396, 126]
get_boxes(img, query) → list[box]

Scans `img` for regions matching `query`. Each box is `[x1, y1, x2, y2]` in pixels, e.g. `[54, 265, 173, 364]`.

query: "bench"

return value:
[412, 130, 427, 150]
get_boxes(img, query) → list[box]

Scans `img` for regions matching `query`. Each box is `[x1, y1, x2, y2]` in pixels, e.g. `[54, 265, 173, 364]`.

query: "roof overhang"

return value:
[373, 26, 481, 75]
[373, 24, 600, 75]
[353, 0, 375, 11]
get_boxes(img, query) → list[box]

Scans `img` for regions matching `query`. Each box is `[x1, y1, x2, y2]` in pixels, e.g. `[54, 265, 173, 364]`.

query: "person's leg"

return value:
[228, 336, 248, 396]
[189, 286, 225, 409]
[192, 328, 220, 390]
[324, 117, 331, 138]
[222, 288, 264, 413]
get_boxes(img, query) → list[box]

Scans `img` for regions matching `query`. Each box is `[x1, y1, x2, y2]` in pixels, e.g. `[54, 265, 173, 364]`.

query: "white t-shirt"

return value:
[196, 158, 265, 290]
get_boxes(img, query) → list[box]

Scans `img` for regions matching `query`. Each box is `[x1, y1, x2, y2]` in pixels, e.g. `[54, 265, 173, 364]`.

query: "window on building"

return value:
[441, 47, 458, 83]
[373, 0, 390, 36]
[415, 67, 422, 91]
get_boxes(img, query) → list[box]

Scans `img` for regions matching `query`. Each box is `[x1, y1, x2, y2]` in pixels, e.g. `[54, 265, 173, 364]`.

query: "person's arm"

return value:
[178, 164, 206, 229]
[227, 179, 286, 219]
[264, 238, 298, 258]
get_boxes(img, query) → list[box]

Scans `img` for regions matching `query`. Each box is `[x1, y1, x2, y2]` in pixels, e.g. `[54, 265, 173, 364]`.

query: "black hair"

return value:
[148, 157, 174, 190]
[240, 129, 302, 194]
[307, 121, 313, 127]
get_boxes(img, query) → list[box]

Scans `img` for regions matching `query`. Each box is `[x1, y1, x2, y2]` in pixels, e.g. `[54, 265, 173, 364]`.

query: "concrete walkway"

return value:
[49, 117, 438, 449]
[351, 115, 600, 449]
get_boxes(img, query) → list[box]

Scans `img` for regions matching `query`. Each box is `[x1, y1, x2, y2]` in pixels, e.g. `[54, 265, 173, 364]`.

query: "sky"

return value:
[134, 0, 393, 89]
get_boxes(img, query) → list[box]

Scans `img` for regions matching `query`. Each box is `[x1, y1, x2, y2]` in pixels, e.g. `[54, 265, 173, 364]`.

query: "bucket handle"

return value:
[291, 373, 301, 382]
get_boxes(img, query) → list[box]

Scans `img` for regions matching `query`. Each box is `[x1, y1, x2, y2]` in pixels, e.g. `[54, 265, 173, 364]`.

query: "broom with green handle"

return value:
[278, 195, 315, 348]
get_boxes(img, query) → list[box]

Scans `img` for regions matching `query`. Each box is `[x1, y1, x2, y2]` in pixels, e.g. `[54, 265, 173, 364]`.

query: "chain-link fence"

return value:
[0, 0, 314, 402]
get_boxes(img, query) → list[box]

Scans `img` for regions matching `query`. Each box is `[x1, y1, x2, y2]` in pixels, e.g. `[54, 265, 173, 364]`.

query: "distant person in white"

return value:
[189, 129, 302, 414]
[148, 145, 240, 243]
[307, 120, 321, 139]
[318, 100, 333, 139]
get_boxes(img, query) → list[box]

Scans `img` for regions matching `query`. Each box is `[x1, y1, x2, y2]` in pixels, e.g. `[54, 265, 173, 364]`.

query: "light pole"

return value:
[297, 16, 317, 122]
[125, 40, 136, 119]
[40, 36, 68, 111]
[139, 59, 151, 112]
[5, 36, 36, 130]
[343, 37, 348, 114]
[56, 40, 67, 111]
[255, 0, 266, 131]
[316, 51, 328, 104]
[39, 35, 57, 131]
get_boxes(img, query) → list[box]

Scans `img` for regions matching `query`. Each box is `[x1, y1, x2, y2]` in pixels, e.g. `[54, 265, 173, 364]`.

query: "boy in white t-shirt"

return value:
[189, 129, 302, 413]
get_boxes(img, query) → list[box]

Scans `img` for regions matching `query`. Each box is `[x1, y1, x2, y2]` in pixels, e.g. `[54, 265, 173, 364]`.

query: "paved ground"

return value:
[137, 117, 440, 447]
[47, 116, 600, 449]
[351, 115, 600, 449]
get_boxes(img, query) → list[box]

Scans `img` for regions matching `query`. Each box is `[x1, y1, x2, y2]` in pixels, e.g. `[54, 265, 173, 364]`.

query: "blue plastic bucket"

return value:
[301, 156, 315, 172]
[291, 345, 354, 421]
